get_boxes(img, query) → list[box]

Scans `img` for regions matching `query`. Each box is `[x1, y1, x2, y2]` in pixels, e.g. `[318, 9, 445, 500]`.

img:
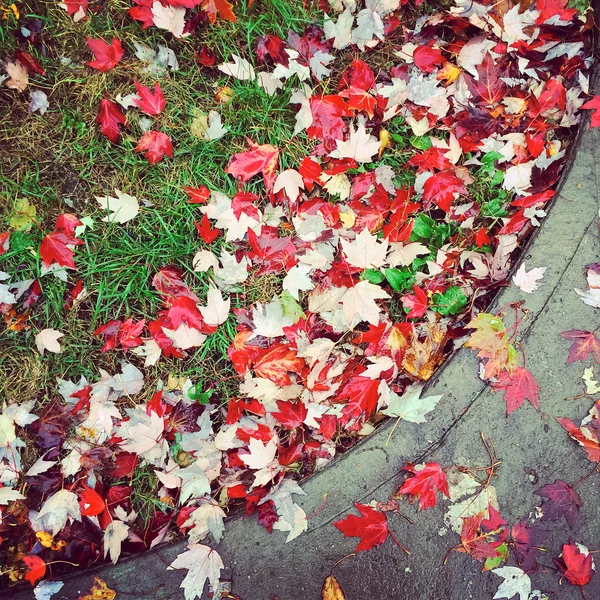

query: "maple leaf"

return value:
[35, 328, 64, 355]
[252, 345, 304, 386]
[273, 169, 304, 203]
[558, 415, 600, 463]
[560, 329, 600, 364]
[555, 541, 595, 587]
[135, 130, 173, 165]
[464, 53, 506, 106]
[79, 578, 116, 600]
[582, 96, 600, 129]
[272, 399, 308, 429]
[104, 520, 129, 564]
[96, 189, 139, 223]
[333, 120, 380, 163]
[510, 521, 547, 571]
[23, 555, 46, 586]
[381, 384, 442, 423]
[413, 45, 444, 73]
[307, 95, 350, 145]
[218, 54, 256, 80]
[202, 0, 236, 24]
[536, 480, 581, 527]
[96, 99, 126, 143]
[334, 503, 388, 552]
[338, 376, 380, 422]
[240, 438, 277, 470]
[422, 171, 467, 212]
[168, 544, 224, 600]
[398, 462, 449, 510]
[86, 38, 124, 72]
[512, 264, 546, 293]
[492, 367, 540, 415]
[39, 232, 83, 269]
[4, 60, 29, 91]
[491, 567, 531, 600]
[133, 81, 166, 115]
[226, 139, 279, 190]
[199, 287, 230, 326]
[151, 2, 186, 37]
[341, 280, 390, 326]
[536, 0, 578, 24]
[37, 489, 81, 535]
[340, 229, 389, 270]
[401, 285, 428, 319]
[457, 510, 504, 562]
[79, 485, 105, 516]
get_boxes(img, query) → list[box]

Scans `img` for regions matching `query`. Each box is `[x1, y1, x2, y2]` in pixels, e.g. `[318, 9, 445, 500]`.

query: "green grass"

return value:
[0, 0, 323, 406]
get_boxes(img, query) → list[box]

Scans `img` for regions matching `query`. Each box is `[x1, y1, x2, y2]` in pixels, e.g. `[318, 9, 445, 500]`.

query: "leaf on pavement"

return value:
[168, 544, 224, 600]
[333, 503, 389, 553]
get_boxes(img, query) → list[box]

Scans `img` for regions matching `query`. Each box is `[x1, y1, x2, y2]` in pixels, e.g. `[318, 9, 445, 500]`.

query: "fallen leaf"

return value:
[333, 503, 389, 553]
[322, 575, 345, 600]
[35, 328, 65, 355]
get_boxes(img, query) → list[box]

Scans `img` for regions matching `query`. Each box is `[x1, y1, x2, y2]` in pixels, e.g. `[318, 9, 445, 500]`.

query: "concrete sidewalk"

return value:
[8, 93, 600, 600]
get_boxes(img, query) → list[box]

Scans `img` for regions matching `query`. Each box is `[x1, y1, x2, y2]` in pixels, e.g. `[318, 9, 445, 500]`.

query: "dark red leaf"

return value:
[536, 480, 581, 527]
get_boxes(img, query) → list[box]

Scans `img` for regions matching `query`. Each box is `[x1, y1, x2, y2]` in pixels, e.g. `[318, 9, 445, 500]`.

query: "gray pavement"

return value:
[7, 81, 600, 600]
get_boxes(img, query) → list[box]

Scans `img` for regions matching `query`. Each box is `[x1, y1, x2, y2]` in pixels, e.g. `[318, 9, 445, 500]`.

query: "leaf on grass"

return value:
[135, 130, 173, 165]
[96, 99, 126, 143]
[133, 81, 166, 115]
[96, 189, 139, 224]
[35, 328, 64, 355]
[86, 38, 124, 72]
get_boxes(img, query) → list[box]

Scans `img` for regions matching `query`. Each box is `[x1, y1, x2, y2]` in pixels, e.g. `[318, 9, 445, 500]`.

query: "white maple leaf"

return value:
[582, 366, 600, 394]
[162, 323, 207, 350]
[283, 264, 315, 300]
[179, 461, 211, 504]
[503, 162, 533, 195]
[218, 54, 256, 81]
[341, 280, 390, 325]
[199, 287, 230, 327]
[35, 328, 64, 355]
[183, 502, 226, 544]
[4, 60, 28, 92]
[33, 580, 64, 600]
[575, 267, 600, 308]
[37, 489, 81, 536]
[26, 454, 57, 477]
[512, 264, 546, 294]
[381, 384, 442, 423]
[168, 544, 224, 600]
[310, 50, 335, 80]
[104, 520, 129, 564]
[4, 398, 39, 426]
[341, 228, 389, 269]
[241, 438, 277, 470]
[215, 250, 249, 286]
[29, 90, 49, 115]
[250, 301, 293, 339]
[272, 504, 308, 543]
[118, 409, 165, 455]
[333, 120, 380, 162]
[387, 242, 430, 267]
[0, 486, 25, 505]
[351, 9, 384, 50]
[204, 111, 228, 141]
[192, 249, 219, 273]
[96, 189, 139, 224]
[289, 84, 313, 136]
[151, 2, 186, 38]
[492, 567, 531, 600]
[273, 169, 304, 203]
[323, 9, 354, 49]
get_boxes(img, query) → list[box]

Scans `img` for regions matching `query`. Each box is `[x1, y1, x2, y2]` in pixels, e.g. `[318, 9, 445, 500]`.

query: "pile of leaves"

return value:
[1, 0, 599, 597]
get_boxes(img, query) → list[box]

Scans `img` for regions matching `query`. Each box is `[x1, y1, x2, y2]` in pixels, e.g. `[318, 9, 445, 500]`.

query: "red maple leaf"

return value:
[339, 59, 375, 91]
[167, 296, 203, 329]
[333, 503, 388, 552]
[406, 147, 453, 173]
[401, 285, 428, 319]
[78, 485, 106, 517]
[338, 376, 380, 423]
[457, 510, 504, 562]
[582, 96, 600, 129]
[94, 319, 122, 352]
[194, 214, 220, 244]
[272, 399, 308, 429]
[536, 0, 578, 25]
[398, 462, 449, 510]
[184, 185, 210, 204]
[201, 0, 236, 24]
[23, 555, 46, 586]
[226, 139, 279, 191]
[559, 329, 600, 364]
[128, 0, 153, 28]
[152, 266, 198, 301]
[252, 345, 305, 386]
[555, 540, 594, 587]
[54, 214, 83, 237]
[413, 45, 444, 73]
[558, 414, 600, 463]
[133, 81, 166, 115]
[422, 171, 467, 212]
[86, 38, 124, 72]
[306, 95, 351, 146]
[135, 131, 173, 165]
[464, 53, 506, 106]
[536, 480, 581, 527]
[96, 99, 126, 143]
[492, 367, 540, 415]
[39, 232, 83, 268]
